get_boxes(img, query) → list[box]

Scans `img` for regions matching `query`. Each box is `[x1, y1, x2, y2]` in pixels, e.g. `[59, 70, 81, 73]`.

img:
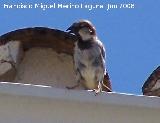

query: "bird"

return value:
[66, 20, 110, 94]
[142, 66, 160, 96]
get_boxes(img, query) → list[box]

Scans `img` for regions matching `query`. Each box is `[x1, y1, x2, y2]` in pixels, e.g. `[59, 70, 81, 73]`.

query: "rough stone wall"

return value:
[0, 41, 23, 82]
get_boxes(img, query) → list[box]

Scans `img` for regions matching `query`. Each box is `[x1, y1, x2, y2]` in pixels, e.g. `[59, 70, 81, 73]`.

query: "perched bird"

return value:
[142, 66, 160, 96]
[66, 20, 110, 93]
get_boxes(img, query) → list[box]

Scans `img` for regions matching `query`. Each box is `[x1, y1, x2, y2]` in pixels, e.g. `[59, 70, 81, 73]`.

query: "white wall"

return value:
[0, 83, 159, 123]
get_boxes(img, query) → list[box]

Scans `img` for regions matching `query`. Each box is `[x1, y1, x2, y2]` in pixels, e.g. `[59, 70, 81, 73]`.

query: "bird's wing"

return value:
[91, 39, 106, 78]
[101, 43, 106, 60]
[97, 39, 106, 68]
[96, 39, 106, 60]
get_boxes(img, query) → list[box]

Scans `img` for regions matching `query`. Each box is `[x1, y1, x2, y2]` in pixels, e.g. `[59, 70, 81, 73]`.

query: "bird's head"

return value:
[66, 20, 96, 41]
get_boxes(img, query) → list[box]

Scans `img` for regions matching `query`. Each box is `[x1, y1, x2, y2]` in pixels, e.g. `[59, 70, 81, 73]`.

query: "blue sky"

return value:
[0, 0, 159, 95]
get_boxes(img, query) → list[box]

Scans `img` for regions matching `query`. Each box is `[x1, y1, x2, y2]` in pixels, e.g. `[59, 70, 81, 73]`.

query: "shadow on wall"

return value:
[0, 27, 112, 92]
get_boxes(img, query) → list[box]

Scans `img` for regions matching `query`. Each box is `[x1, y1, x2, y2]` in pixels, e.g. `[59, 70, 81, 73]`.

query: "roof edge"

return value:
[0, 82, 159, 109]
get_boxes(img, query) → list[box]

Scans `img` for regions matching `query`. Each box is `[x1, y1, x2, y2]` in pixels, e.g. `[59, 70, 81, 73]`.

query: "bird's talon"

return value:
[93, 89, 101, 96]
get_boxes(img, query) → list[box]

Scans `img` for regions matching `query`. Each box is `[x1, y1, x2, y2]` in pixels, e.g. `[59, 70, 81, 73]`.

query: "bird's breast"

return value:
[80, 67, 97, 89]
[74, 42, 104, 89]
[77, 50, 100, 89]
[78, 46, 100, 62]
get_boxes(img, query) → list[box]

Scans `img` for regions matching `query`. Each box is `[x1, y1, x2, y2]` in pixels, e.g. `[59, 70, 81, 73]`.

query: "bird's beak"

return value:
[66, 23, 78, 34]
[66, 26, 74, 34]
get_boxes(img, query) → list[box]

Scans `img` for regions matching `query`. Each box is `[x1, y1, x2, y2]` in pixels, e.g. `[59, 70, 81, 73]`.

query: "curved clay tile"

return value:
[0, 27, 77, 55]
[142, 66, 160, 96]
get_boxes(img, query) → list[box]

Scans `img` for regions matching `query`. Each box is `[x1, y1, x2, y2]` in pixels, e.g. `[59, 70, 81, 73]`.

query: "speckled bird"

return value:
[66, 20, 109, 93]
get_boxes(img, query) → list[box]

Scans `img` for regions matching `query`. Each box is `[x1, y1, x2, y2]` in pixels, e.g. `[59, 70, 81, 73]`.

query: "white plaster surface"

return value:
[14, 48, 79, 89]
[0, 63, 12, 75]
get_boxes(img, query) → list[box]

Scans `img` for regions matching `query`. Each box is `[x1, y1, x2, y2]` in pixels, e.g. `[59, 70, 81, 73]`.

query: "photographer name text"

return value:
[2, 3, 135, 11]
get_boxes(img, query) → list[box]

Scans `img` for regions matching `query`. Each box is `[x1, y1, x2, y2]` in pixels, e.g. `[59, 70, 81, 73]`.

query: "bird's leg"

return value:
[0, 59, 16, 71]
[94, 81, 102, 95]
